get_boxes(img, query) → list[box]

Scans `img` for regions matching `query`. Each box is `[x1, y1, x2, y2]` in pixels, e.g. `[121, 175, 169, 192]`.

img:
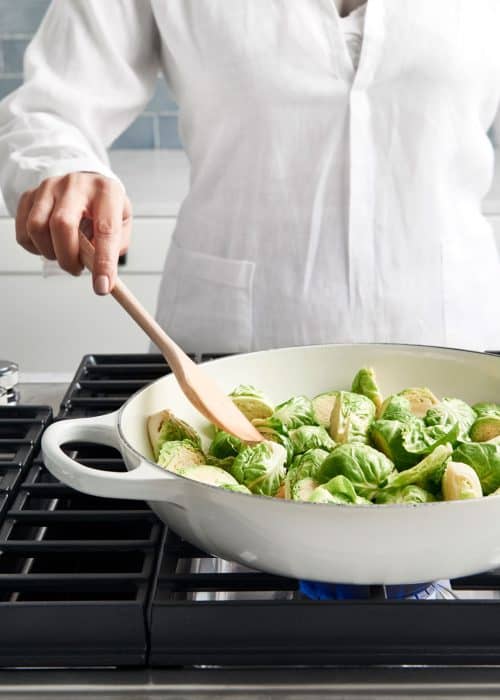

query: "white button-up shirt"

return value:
[1, 0, 499, 352]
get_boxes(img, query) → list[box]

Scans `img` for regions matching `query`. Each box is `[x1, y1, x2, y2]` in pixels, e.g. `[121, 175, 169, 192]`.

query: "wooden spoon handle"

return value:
[78, 232, 189, 377]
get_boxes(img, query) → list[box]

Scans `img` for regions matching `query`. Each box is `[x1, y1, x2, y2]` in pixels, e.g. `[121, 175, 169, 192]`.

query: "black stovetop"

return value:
[2, 353, 500, 669]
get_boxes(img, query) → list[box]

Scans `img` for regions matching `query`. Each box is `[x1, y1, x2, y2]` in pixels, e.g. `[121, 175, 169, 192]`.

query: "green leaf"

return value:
[317, 443, 396, 499]
[231, 441, 287, 496]
[425, 398, 476, 442]
[388, 444, 452, 493]
[452, 441, 500, 495]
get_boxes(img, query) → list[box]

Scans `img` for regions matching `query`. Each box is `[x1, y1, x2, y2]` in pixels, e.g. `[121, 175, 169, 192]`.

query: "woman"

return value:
[1, 0, 499, 353]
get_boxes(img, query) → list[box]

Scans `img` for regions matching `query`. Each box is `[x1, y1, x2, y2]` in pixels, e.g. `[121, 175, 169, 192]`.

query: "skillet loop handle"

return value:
[41, 411, 182, 502]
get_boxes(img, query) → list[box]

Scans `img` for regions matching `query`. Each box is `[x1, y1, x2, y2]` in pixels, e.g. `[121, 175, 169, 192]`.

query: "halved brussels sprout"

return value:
[181, 464, 239, 487]
[441, 461, 482, 501]
[157, 440, 206, 473]
[229, 385, 274, 421]
[264, 396, 317, 433]
[292, 477, 319, 501]
[375, 485, 435, 504]
[469, 416, 500, 443]
[452, 440, 500, 495]
[472, 403, 500, 419]
[312, 391, 339, 428]
[323, 474, 370, 504]
[289, 425, 335, 455]
[231, 440, 287, 496]
[284, 448, 330, 499]
[208, 430, 243, 459]
[330, 391, 375, 444]
[351, 367, 383, 412]
[317, 443, 395, 499]
[387, 443, 452, 492]
[252, 419, 294, 463]
[425, 398, 476, 442]
[378, 395, 414, 423]
[398, 387, 439, 418]
[148, 409, 201, 459]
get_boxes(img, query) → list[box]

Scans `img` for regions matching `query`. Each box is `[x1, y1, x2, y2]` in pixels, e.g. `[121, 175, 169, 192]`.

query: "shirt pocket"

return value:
[159, 240, 255, 354]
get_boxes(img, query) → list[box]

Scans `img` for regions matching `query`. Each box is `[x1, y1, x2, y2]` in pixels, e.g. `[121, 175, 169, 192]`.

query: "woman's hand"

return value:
[15, 173, 132, 295]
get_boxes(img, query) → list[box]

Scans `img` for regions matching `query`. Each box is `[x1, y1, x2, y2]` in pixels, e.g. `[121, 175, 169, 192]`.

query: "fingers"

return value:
[15, 190, 39, 255]
[119, 196, 133, 256]
[15, 174, 132, 291]
[50, 179, 86, 275]
[91, 181, 125, 294]
[27, 184, 57, 260]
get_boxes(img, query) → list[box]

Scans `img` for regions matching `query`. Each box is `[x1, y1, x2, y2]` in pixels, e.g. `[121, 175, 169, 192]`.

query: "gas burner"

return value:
[299, 579, 456, 600]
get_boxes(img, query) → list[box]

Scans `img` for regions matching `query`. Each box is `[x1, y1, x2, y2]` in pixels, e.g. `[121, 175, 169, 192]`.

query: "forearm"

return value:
[0, 0, 159, 215]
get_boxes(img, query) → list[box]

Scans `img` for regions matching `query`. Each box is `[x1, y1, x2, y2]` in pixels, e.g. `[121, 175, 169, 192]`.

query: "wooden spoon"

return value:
[78, 233, 263, 443]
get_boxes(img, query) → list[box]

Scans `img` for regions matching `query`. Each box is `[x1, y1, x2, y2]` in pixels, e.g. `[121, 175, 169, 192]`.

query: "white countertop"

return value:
[1, 147, 500, 217]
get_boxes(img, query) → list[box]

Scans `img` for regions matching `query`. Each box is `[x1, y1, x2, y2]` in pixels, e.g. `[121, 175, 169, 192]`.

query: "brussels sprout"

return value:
[425, 398, 476, 442]
[308, 486, 338, 504]
[351, 367, 383, 412]
[472, 403, 500, 419]
[317, 443, 396, 499]
[208, 430, 243, 459]
[388, 443, 452, 492]
[181, 464, 239, 487]
[252, 420, 294, 463]
[229, 385, 274, 421]
[375, 485, 435, 505]
[284, 448, 330, 499]
[289, 425, 336, 455]
[452, 441, 500, 495]
[399, 387, 439, 418]
[264, 396, 317, 432]
[330, 391, 376, 444]
[148, 409, 201, 459]
[378, 395, 414, 423]
[442, 461, 483, 501]
[402, 420, 459, 456]
[323, 474, 370, 504]
[308, 482, 369, 505]
[220, 483, 252, 494]
[312, 391, 339, 427]
[370, 418, 458, 470]
[157, 440, 206, 473]
[231, 440, 287, 496]
[292, 477, 319, 502]
[470, 416, 500, 442]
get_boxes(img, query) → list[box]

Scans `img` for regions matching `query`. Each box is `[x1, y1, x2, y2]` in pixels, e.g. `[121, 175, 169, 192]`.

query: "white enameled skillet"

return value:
[42, 344, 500, 584]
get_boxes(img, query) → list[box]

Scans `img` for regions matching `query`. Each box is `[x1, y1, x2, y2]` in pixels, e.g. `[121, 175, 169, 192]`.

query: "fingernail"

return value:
[94, 275, 109, 295]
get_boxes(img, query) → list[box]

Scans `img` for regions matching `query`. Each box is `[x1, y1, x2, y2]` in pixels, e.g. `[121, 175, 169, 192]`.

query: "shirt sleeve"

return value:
[0, 0, 160, 215]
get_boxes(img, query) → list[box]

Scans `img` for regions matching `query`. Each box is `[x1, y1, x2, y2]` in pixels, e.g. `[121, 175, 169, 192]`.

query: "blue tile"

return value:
[0, 0, 50, 34]
[158, 116, 182, 149]
[147, 77, 177, 113]
[0, 77, 22, 99]
[0, 39, 29, 74]
[111, 115, 156, 149]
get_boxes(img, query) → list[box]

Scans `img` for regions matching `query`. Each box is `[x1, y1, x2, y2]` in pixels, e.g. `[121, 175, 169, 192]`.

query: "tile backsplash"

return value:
[0, 0, 182, 149]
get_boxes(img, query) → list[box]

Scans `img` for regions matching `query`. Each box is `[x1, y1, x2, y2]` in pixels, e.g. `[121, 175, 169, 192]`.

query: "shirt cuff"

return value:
[36, 158, 125, 192]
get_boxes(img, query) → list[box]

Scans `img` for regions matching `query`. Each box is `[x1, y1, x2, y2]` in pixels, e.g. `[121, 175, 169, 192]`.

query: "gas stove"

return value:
[3, 354, 500, 680]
